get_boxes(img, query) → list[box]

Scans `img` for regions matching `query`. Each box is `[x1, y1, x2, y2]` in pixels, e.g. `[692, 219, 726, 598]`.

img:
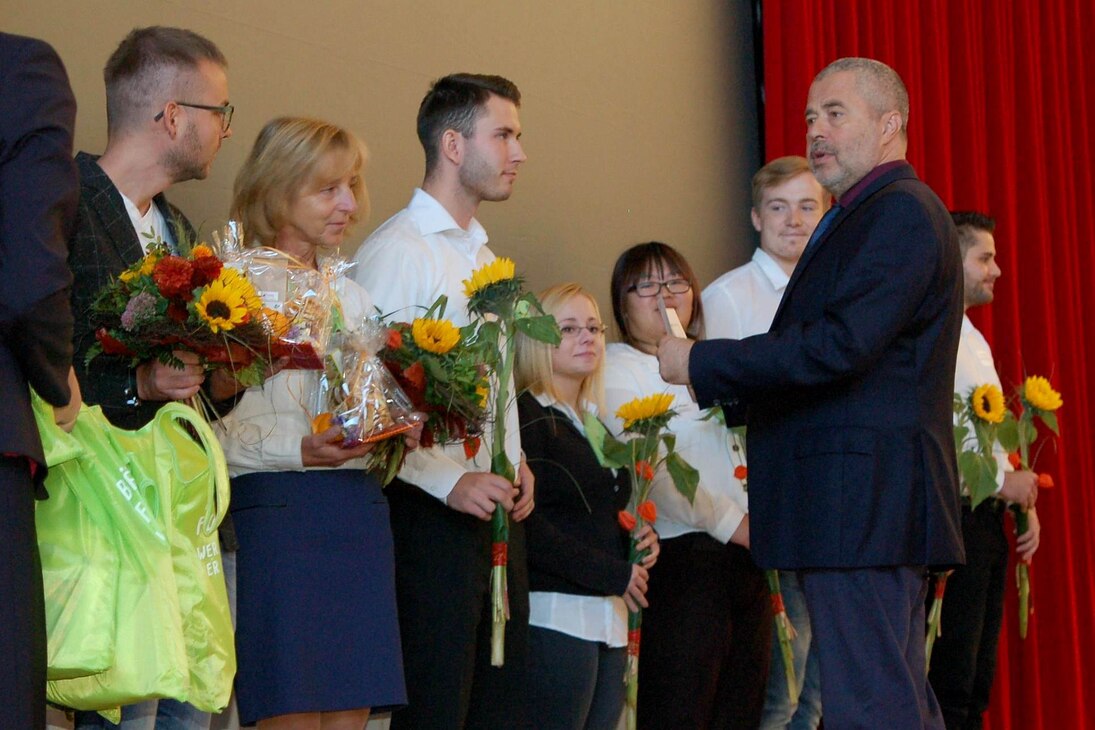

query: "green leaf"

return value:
[953, 424, 970, 451]
[996, 417, 1019, 453]
[582, 413, 629, 469]
[514, 314, 562, 345]
[665, 451, 699, 506]
[1038, 410, 1059, 435]
[958, 450, 999, 510]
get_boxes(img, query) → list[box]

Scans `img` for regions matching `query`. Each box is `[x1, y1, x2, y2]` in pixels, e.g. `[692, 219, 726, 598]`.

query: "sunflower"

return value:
[412, 318, 461, 354]
[1022, 375, 1063, 412]
[463, 257, 516, 298]
[970, 384, 1006, 424]
[616, 392, 675, 431]
[196, 272, 254, 333]
[217, 267, 264, 314]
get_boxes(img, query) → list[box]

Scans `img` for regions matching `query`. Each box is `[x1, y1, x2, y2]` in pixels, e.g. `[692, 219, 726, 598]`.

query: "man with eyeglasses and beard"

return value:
[68, 25, 240, 730]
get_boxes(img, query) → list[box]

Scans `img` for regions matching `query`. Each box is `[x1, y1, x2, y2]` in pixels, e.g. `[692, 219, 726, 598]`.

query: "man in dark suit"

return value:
[0, 31, 79, 730]
[67, 26, 237, 730]
[658, 57, 965, 729]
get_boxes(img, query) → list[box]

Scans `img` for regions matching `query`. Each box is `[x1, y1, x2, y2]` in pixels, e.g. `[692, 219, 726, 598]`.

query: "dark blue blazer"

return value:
[0, 32, 78, 477]
[690, 162, 965, 570]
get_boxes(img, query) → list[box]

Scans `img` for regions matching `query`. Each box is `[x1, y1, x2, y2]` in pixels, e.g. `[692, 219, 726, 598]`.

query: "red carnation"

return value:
[617, 510, 637, 531]
[637, 500, 657, 523]
[387, 327, 404, 351]
[734, 465, 748, 480]
[153, 256, 195, 301]
[402, 361, 427, 393]
[167, 301, 189, 323]
[96, 328, 133, 356]
[190, 254, 223, 288]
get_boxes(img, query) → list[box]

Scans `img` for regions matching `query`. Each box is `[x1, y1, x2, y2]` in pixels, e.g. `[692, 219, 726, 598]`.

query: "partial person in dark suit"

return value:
[657, 57, 965, 729]
[67, 26, 239, 730]
[0, 30, 79, 730]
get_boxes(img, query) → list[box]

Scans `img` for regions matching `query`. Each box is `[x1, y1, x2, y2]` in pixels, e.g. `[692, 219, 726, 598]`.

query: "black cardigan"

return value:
[518, 392, 633, 598]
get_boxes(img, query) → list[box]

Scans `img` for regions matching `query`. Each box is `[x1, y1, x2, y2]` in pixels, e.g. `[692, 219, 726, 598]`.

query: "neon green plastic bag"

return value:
[113, 403, 236, 712]
[32, 393, 119, 680]
[44, 404, 190, 711]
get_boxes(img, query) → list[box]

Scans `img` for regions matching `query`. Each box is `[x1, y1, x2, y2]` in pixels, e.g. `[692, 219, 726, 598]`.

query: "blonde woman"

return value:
[216, 117, 419, 730]
[515, 283, 658, 729]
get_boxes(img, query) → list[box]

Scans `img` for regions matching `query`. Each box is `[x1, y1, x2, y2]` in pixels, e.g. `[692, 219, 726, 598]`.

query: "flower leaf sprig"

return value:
[583, 393, 698, 730]
[953, 384, 1007, 510]
[463, 258, 562, 668]
[996, 374, 1063, 639]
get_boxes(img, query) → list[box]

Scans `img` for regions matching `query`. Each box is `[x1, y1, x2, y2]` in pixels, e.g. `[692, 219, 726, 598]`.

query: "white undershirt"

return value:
[120, 192, 171, 253]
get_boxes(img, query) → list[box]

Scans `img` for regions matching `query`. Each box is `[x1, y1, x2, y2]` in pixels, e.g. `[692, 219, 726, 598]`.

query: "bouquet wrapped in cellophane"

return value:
[369, 295, 490, 485]
[310, 317, 419, 450]
[212, 223, 340, 370]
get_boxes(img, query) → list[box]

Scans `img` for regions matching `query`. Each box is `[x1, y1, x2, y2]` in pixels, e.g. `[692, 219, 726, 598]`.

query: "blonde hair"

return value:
[231, 117, 369, 245]
[515, 283, 605, 414]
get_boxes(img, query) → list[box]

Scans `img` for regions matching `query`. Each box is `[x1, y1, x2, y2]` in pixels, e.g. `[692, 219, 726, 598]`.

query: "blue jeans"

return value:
[758, 570, 822, 730]
[74, 552, 237, 730]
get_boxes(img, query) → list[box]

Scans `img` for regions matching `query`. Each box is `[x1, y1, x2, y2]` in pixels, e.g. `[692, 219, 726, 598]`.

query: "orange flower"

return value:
[1037, 473, 1055, 489]
[312, 412, 336, 435]
[734, 465, 748, 480]
[637, 500, 657, 523]
[387, 328, 403, 350]
[1008, 452, 1022, 470]
[463, 436, 481, 461]
[618, 510, 637, 531]
[635, 460, 654, 481]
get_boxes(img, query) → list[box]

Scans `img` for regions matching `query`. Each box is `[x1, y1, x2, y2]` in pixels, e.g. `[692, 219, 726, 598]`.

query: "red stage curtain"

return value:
[760, 1, 1095, 727]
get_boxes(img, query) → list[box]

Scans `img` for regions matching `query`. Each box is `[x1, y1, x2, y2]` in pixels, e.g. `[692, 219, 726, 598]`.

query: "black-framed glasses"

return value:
[627, 278, 692, 297]
[559, 324, 606, 338]
[154, 102, 234, 133]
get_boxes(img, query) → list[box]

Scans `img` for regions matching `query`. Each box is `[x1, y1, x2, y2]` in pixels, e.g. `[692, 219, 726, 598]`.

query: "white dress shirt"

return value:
[954, 314, 1011, 494]
[351, 188, 522, 501]
[526, 392, 628, 647]
[215, 277, 375, 476]
[701, 248, 789, 340]
[603, 343, 747, 543]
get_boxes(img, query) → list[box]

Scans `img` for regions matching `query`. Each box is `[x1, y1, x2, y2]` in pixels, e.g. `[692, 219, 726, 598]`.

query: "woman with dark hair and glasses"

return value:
[604, 242, 771, 729]
[515, 283, 658, 729]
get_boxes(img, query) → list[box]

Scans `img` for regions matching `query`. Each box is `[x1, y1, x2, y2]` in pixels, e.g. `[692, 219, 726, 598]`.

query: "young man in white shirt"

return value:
[353, 73, 534, 730]
[701, 156, 827, 730]
[928, 211, 1041, 730]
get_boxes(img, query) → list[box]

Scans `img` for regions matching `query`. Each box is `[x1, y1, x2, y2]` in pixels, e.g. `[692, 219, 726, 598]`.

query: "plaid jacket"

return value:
[69, 151, 196, 429]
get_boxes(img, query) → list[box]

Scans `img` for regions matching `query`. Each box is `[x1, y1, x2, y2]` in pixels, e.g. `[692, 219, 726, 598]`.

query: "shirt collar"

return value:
[837, 160, 908, 207]
[532, 390, 596, 432]
[752, 247, 791, 292]
[961, 313, 976, 335]
[408, 187, 489, 249]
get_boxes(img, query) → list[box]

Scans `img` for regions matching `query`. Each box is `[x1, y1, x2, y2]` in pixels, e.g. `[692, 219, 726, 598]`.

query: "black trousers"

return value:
[637, 533, 772, 730]
[928, 501, 1009, 730]
[0, 458, 46, 730]
[386, 479, 529, 730]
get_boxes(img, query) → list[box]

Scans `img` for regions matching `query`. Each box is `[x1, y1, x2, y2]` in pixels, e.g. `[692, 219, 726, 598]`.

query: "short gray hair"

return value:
[816, 57, 909, 137]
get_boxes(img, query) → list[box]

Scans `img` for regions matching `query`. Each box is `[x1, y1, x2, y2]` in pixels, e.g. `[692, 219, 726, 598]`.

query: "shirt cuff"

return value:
[710, 503, 747, 544]
[398, 447, 469, 502]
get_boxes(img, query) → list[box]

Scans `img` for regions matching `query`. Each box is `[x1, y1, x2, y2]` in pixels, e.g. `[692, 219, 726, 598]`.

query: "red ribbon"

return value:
[770, 593, 786, 615]
[627, 629, 642, 656]
[491, 542, 508, 567]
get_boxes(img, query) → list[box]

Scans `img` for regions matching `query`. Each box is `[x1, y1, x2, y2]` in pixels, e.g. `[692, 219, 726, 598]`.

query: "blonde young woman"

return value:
[515, 283, 658, 730]
[216, 117, 419, 730]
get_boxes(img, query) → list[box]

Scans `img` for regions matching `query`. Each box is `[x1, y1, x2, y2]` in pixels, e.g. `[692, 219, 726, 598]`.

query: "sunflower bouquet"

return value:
[463, 257, 562, 667]
[997, 375, 1063, 638]
[373, 295, 491, 485]
[310, 318, 419, 451]
[86, 239, 274, 388]
[584, 393, 698, 730]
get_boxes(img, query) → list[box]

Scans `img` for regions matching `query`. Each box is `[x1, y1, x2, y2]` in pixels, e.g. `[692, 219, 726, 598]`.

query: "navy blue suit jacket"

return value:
[690, 162, 965, 570]
[0, 32, 77, 476]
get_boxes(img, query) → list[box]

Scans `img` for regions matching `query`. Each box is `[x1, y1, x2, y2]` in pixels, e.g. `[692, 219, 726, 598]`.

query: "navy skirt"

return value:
[230, 469, 405, 725]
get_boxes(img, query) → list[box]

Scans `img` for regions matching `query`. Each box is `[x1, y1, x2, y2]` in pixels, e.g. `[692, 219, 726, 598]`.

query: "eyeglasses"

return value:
[559, 324, 606, 338]
[154, 102, 234, 133]
[627, 278, 692, 297]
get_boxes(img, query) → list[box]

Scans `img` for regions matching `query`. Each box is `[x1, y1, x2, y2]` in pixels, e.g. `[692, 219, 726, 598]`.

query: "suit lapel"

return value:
[76, 153, 144, 266]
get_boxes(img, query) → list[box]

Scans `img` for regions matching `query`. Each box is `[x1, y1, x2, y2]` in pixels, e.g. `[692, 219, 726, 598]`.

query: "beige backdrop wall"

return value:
[4, 0, 759, 329]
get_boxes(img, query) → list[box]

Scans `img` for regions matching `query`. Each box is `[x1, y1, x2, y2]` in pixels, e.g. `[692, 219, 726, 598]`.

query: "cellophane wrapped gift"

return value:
[211, 222, 337, 370]
[313, 318, 419, 447]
